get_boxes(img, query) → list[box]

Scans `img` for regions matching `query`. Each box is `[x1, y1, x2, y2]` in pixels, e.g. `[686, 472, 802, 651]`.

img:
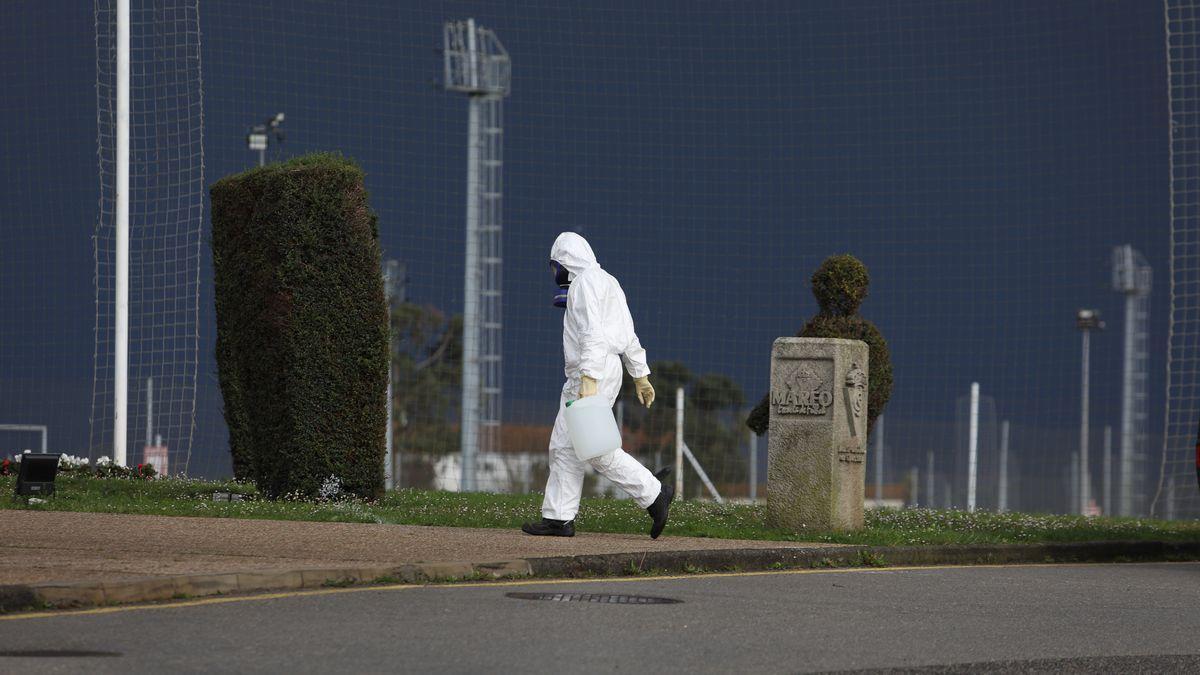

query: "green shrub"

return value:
[210, 153, 388, 499]
[748, 254, 893, 435]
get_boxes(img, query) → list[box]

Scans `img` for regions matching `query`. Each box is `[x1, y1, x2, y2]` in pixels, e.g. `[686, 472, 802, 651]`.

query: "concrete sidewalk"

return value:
[0, 509, 844, 605]
[2, 510, 1197, 613]
[0, 510, 829, 585]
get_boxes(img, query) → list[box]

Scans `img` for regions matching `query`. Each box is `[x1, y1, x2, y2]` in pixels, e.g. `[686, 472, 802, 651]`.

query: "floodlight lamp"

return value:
[1075, 309, 1104, 331]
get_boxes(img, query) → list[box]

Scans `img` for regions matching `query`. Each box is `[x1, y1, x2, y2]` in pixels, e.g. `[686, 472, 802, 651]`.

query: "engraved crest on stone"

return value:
[845, 362, 866, 419]
[771, 360, 833, 415]
[791, 363, 823, 394]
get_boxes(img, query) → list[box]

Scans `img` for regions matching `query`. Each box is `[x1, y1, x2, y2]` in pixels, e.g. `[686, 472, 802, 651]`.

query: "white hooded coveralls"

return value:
[542, 232, 662, 522]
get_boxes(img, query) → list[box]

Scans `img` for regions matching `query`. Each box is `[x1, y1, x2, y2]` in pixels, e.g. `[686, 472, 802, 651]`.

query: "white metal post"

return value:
[0, 425, 48, 453]
[1079, 330, 1091, 515]
[873, 414, 884, 506]
[1070, 452, 1080, 514]
[675, 387, 684, 500]
[998, 419, 1009, 513]
[925, 450, 934, 509]
[114, 0, 130, 467]
[385, 368, 394, 491]
[384, 263, 394, 492]
[681, 442, 723, 503]
[1102, 425, 1112, 516]
[748, 429, 758, 502]
[145, 377, 153, 447]
[967, 382, 979, 512]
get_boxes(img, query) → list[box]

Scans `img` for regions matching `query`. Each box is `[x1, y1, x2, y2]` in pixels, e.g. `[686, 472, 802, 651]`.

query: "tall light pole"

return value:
[443, 19, 510, 491]
[1076, 309, 1104, 515]
[967, 382, 979, 513]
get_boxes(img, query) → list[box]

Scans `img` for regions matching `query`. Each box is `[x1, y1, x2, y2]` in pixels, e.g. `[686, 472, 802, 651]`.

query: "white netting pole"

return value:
[113, 0, 129, 467]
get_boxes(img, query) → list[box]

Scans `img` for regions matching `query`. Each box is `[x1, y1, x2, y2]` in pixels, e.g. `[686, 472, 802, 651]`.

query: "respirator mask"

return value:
[550, 261, 570, 308]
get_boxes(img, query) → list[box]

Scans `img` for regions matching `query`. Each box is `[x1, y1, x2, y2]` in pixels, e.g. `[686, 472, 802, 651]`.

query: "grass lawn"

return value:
[2, 474, 1198, 547]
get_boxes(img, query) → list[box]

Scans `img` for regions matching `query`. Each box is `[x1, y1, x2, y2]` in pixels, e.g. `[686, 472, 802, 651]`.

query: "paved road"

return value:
[2, 563, 1199, 673]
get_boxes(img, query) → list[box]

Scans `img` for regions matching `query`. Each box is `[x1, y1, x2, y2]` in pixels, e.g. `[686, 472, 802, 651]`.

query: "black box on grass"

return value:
[13, 453, 61, 500]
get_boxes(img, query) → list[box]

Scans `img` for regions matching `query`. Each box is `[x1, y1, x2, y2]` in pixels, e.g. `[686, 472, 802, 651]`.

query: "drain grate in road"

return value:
[0, 650, 122, 658]
[506, 592, 681, 605]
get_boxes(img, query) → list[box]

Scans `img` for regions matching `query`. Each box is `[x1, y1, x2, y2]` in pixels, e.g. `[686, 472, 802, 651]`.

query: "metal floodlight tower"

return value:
[443, 19, 510, 491]
[1112, 245, 1152, 516]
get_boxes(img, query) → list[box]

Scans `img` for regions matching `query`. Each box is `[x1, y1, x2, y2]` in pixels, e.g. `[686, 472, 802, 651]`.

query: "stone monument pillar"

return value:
[766, 337, 869, 531]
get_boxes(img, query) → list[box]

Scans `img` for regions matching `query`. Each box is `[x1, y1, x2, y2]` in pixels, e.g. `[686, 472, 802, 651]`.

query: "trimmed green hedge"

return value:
[748, 254, 893, 436]
[210, 153, 388, 499]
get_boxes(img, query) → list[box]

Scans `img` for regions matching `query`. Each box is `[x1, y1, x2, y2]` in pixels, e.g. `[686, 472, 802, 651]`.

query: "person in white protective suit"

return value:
[521, 232, 675, 538]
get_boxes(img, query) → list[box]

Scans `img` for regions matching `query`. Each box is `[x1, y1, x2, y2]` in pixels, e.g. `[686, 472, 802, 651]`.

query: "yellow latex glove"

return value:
[634, 376, 655, 409]
[579, 375, 599, 398]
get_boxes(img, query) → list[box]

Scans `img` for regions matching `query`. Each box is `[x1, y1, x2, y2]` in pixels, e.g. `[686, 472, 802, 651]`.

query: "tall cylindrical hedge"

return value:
[210, 153, 388, 499]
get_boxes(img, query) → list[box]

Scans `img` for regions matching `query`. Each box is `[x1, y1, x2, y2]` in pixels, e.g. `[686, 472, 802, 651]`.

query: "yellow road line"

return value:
[0, 584, 420, 621]
[2, 561, 1190, 622]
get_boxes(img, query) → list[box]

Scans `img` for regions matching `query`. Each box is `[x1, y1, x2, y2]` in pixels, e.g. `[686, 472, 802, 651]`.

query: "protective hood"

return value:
[550, 232, 598, 280]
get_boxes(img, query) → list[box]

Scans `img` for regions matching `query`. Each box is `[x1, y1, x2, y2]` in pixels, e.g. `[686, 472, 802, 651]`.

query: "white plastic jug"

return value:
[564, 396, 623, 461]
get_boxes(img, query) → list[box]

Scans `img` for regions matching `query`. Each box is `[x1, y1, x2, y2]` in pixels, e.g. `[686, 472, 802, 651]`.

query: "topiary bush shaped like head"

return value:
[811, 254, 869, 316]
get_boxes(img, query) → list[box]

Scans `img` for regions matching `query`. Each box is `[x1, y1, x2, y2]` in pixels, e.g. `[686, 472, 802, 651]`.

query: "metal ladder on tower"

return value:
[478, 97, 504, 460]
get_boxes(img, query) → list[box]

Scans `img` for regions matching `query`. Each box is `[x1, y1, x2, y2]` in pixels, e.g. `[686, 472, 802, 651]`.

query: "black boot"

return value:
[647, 468, 675, 539]
[521, 517, 575, 537]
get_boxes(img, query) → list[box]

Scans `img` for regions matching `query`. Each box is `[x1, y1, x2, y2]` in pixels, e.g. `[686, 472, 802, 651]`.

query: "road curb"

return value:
[0, 558, 535, 613]
[524, 540, 1200, 578]
[2, 540, 1197, 613]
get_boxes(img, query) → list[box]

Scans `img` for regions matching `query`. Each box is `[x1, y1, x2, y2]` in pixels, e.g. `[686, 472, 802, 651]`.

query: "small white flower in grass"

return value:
[318, 475, 343, 501]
